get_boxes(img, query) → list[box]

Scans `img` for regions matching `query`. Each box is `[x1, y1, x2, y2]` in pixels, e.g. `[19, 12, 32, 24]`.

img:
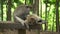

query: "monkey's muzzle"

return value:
[37, 20, 47, 24]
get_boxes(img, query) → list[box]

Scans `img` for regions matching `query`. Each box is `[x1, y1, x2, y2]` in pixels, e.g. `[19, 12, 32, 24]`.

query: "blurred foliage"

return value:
[0, 0, 60, 32]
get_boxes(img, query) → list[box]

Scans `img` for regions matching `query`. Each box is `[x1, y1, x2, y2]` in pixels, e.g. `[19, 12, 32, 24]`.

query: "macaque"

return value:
[13, 5, 32, 26]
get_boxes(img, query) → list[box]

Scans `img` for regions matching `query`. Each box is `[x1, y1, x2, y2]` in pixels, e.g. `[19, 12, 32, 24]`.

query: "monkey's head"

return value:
[26, 14, 46, 25]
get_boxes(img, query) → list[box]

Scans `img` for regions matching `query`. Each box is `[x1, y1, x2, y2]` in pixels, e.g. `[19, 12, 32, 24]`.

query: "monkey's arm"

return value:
[14, 15, 30, 29]
[14, 15, 25, 26]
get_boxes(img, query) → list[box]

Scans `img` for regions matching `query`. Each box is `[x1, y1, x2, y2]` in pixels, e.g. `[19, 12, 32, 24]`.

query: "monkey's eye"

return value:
[26, 6, 32, 8]
[26, 6, 29, 8]
[38, 20, 42, 22]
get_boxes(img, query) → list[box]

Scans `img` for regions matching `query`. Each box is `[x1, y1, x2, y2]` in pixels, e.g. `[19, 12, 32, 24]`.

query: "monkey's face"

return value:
[26, 14, 46, 25]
